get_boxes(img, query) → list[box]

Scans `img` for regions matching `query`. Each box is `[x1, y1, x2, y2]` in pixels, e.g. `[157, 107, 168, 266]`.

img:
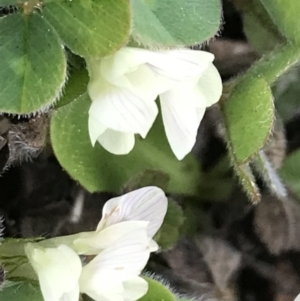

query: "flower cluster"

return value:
[87, 47, 222, 160]
[25, 186, 168, 301]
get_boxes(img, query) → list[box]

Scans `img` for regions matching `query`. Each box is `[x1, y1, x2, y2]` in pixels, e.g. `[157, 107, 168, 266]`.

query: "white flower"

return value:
[79, 227, 150, 301]
[73, 186, 168, 255]
[26, 227, 151, 301]
[25, 244, 81, 301]
[87, 46, 222, 160]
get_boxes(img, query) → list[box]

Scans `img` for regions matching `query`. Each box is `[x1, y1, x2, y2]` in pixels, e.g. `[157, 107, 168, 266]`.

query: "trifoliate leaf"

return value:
[0, 13, 66, 114]
[131, 0, 221, 47]
[42, 0, 131, 57]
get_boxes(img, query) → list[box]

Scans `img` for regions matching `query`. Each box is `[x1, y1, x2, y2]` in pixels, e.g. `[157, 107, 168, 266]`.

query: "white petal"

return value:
[80, 271, 124, 301]
[60, 286, 79, 301]
[80, 228, 150, 300]
[97, 129, 135, 155]
[74, 221, 149, 255]
[160, 80, 203, 160]
[25, 244, 81, 301]
[97, 186, 168, 238]
[88, 114, 107, 146]
[82, 227, 150, 277]
[102, 53, 170, 99]
[295, 293, 300, 301]
[196, 107, 206, 125]
[123, 276, 149, 301]
[88, 81, 158, 138]
[149, 239, 159, 252]
[196, 63, 222, 107]
[100, 47, 153, 83]
[147, 49, 215, 82]
[125, 64, 172, 99]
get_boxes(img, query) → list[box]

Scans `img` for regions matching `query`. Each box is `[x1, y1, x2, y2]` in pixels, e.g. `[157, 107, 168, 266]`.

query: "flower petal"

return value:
[60, 285, 80, 301]
[97, 186, 168, 238]
[97, 129, 135, 155]
[196, 63, 222, 107]
[147, 49, 215, 82]
[125, 64, 172, 99]
[88, 115, 107, 146]
[82, 227, 150, 277]
[25, 244, 81, 301]
[88, 81, 158, 138]
[160, 80, 203, 160]
[123, 276, 149, 301]
[81, 272, 124, 301]
[74, 221, 149, 255]
[100, 47, 153, 83]
[80, 228, 150, 300]
[149, 239, 159, 252]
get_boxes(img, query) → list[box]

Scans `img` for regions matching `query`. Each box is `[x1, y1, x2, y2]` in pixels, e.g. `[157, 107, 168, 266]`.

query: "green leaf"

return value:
[222, 77, 274, 164]
[131, 0, 221, 47]
[231, 0, 284, 53]
[154, 199, 185, 249]
[280, 150, 300, 198]
[42, 0, 131, 57]
[138, 277, 176, 301]
[50, 93, 201, 195]
[55, 68, 89, 108]
[0, 13, 66, 114]
[0, 281, 43, 301]
[122, 169, 170, 193]
[260, 0, 300, 45]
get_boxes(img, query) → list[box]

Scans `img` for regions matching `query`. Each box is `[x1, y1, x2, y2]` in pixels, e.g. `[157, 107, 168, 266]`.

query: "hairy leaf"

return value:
[0, 13, 66, 114]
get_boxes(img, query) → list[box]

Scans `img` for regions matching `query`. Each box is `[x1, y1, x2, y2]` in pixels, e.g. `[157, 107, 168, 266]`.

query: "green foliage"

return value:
[138, 277, 176, 301]
[222, 77, 274, 165]
[220, 0, 300, 201]
[131, 0, 221, 47]
[123, 169, 170, 193]
[248, 44, 300, 86]
[274, 63, 300, 120]
[42, 0, 131, 57]
[50, 93, 202, 195]
[0, 0, 131, 114]
[233, 0, 284, 53]
[260, 0, 300, 46]
[55, 68, 89, 108]
[0, 281, 43, 301]
[154, 199, 185, 250]
[198, 156, 234, 201]
[280, 150, 300, 198]
[0, 13, 66, 114]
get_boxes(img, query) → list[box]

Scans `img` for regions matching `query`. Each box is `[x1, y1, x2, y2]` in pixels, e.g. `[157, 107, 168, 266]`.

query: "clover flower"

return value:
[88, 47, 222, 160]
